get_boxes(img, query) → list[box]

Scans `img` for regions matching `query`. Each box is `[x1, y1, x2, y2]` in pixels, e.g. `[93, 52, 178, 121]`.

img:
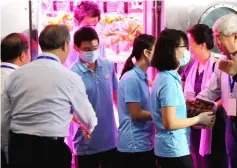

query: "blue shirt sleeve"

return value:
[159, 78, 179, 107]
[124, 78, 141, 103]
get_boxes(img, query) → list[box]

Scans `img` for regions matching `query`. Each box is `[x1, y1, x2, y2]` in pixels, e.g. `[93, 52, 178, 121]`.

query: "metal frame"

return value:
[199, 3, 237, 23]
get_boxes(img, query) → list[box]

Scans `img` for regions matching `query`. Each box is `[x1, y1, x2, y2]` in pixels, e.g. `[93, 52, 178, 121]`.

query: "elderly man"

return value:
[1, 25, 97, 168]
[1, 32, 31, 168]
[196, 13, 237, 168]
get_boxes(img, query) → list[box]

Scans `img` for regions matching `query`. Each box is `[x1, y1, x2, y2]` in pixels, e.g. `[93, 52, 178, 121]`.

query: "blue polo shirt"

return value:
[151, 70, 190, 157]
[117, 66, 154, 152]
[71, 58, 118, 155]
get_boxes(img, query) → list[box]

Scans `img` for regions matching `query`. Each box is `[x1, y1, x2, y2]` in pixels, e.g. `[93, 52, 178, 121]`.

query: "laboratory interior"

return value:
[1, 0, 237, 168]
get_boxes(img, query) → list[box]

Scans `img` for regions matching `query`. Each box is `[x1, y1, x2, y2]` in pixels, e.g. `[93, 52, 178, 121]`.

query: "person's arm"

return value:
[159, 79, 215, 130]
[112, 64, 118, 110]
[218, 55, 237, 77]
[124, 78, 152, 121]
[197, 66, 221, 103]
[69, 76, 97, 133]
[162, 107, 199, 129]
[128, 102, 152, 121]
[1, 90, 11, 162]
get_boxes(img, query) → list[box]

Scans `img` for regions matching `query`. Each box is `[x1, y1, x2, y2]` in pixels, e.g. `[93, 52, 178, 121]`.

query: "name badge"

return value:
[104, 74, 110, 79]
[227, 98, 237, 116]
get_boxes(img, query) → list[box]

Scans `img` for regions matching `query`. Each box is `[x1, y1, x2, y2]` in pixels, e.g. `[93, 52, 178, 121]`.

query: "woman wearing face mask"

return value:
[150, 29, 216, 168]
[71, 27, 119, 168]
[181, 24, 226, 168]
[117, 34, 157, 168]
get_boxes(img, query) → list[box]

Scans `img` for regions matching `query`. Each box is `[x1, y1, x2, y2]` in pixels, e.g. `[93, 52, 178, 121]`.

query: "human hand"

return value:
[219, 55, 237, 76]
[81, 126, 92, 140]
[197, 112, 216, 128]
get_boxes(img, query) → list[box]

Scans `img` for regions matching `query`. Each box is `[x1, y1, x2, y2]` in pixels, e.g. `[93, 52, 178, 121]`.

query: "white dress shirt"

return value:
[197, 54, 237, 113]
[1, 62, 19, 93]
[1, 52, 97, 155]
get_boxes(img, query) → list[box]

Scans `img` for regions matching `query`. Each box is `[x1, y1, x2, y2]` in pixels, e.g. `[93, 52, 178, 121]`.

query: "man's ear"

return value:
[19, 52, 26, 61]
[234, 33, 237, 43]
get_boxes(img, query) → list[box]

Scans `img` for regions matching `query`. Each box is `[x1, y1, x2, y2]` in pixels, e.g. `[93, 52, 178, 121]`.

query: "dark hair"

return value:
[74, 27, 99, 47]
[1, 33, 29, 62]
[187, 24, 214, 50]
[120, 34, 156, 79]
[74, 1, 101, 25]
[151, 29, 188, 71]
[39, 24, 70, 51]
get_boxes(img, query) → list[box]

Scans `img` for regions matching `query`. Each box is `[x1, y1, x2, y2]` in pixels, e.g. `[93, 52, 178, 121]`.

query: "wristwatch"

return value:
[233, 73, 237, 82]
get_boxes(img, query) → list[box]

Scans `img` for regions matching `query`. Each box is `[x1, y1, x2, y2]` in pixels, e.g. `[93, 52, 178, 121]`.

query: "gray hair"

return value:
[212, 13, 237, 36]
[39, 24, 70, 51]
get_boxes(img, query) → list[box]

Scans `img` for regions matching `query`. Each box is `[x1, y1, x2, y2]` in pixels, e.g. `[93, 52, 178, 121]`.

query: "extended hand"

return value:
[219, 55, 237, 76]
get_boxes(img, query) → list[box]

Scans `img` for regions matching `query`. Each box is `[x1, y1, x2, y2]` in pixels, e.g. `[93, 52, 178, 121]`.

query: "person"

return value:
[150, 29, 216, 168]
[31, 29, 39, 61]
[1, 32, 30, 167]
[1, 24, 98, 168]
[64, 1, 106, 68]
[196, 13, 237, 168]
[71, 27, 118, 168]
[219, 55, 237, 82]
[117, 34, 157, 168]
[182, 24, 227, 168]
[1, 33, 31, 93]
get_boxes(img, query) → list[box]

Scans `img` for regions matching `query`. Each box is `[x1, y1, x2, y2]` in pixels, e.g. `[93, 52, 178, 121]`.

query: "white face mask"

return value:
[81, 50, 99, 63]
[178, 50, 191, 66]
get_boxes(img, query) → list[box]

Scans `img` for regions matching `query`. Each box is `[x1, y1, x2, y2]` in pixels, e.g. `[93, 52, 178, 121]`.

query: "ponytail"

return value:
[120, 54, 135, 79]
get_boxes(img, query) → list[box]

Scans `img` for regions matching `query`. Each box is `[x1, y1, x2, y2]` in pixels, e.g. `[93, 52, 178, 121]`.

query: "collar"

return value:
[133, 66, 147, 80]
[77, 58, 104, 73]
[1, 62, 19, 70]
[167, 70, 181, 82]
[38, 52, 61, 62]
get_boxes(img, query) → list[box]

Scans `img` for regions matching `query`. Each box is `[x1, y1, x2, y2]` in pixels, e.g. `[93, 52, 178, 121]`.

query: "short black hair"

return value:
[39, 24, 70, 51]
[74, 1, 101, 25]
[187, 24, 214, 50]
[1, 33, 29, 62]
[151, 29, 188, 71]
[74, 27, 99, 47]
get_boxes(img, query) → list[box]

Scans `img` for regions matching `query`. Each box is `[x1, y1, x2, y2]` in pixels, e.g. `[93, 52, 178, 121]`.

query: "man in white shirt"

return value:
[197, 13, 237, 168]
[1, 33, 31, 167]
[1, 24, 97, 168]
[1, 33, 31, 93]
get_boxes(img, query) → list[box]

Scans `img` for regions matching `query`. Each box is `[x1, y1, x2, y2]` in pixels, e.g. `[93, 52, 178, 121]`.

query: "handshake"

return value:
[186, 98, 216, 129]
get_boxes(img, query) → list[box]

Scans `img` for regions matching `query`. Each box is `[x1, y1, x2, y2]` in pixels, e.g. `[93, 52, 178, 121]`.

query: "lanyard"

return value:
[36, 56, 59, 62]
[229, 75, 235, 93]
[1, 65, 16, 70]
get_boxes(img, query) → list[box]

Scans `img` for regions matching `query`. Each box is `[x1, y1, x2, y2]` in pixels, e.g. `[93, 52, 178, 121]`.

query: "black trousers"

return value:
[157, 155, 194, 168]
[211, 107, 228, 168]
[118, 149, 157, 168]
[76, 148, 119, 168]
[8, 131, 72, 168]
